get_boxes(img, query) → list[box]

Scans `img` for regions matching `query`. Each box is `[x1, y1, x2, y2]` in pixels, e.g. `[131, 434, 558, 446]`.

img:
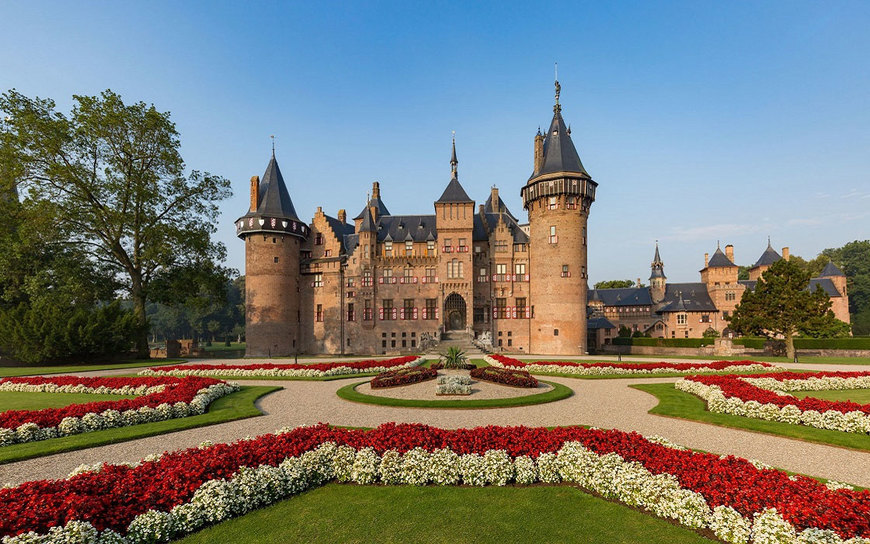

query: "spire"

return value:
[554, 63, 561, 113]
[650, 241, 666, 280]
[358, 199, 376, 233]
[529, 79, 589, 180]
[450, 131, 458, 180]
[254, 153, 299, 220]
[270, 135, 275, 158]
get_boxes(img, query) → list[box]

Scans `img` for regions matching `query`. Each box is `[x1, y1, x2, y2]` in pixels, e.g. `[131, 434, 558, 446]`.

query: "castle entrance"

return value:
[444, 293, 466, 331]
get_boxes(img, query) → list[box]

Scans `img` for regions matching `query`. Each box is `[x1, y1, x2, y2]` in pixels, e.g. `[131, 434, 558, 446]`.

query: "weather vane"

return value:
[270, 135, 275, 155]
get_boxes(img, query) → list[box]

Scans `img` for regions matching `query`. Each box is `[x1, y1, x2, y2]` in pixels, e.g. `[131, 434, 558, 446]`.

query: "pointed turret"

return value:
[820, 261, 845, 277]
[752, 238, 782, 268]
[236, 153, 307, 239]
[358, 203, 376, 233]
[649, 242, 667, 304]
[450, 134, 458, 180]
[650, 243, 666, 279]
[436, 137, 473, 203]
[528, 80, 590, 180]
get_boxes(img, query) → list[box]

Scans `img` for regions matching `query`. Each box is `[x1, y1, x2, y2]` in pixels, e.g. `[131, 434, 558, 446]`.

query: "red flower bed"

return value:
[686, 371, 870, 416]
[149, 356, 418, 374]
[490, 354, 775, 372]
[1, 423, 867, 539]
[0, 376, 224, 429]
[370, 367, 437, 388]
[471, 366, 538, 388]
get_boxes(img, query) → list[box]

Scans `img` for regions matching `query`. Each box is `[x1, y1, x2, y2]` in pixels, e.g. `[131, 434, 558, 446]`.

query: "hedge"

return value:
[611, 337, 714, 348]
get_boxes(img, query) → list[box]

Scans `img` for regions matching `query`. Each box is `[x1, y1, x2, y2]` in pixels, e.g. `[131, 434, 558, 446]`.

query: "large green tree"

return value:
[0, 89, 231, 357]
[821, 240, 870, 335]
[727, 258, 850, 359]
[594, 279, 637, 289]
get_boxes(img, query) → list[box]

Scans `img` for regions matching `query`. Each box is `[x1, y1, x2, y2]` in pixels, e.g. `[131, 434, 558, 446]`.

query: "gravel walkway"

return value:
[2, 359, 870, 487]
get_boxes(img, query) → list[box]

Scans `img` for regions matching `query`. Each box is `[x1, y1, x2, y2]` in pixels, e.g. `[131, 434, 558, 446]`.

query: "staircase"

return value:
[426, 331, 486, 357]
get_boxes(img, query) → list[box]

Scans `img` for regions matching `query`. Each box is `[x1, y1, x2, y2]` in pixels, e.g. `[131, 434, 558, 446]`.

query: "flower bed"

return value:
[471, 366, 538, 388]
[676, 371, 870, 434]
[370, 367, 437, 389]
[2, 423, 868, 543]
[139, 356, 424, 378]
[486, 354, 777, 376]
[0, 376, 238, 446]
[430, 361, 475, 370]
[436, 375, 472, 395]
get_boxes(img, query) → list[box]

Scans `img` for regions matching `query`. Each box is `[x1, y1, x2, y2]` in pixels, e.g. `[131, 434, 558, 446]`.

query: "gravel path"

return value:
[2, 361, 870, 487]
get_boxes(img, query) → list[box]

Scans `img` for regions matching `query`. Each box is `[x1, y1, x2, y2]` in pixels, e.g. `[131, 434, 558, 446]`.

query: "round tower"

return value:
[235, 151, 308, 357]
[522, 81, 597, 355]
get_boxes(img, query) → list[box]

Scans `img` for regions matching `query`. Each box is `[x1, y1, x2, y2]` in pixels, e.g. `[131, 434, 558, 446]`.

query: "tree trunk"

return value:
[784, 332, 795, 362]
[131, 275, 150, 359]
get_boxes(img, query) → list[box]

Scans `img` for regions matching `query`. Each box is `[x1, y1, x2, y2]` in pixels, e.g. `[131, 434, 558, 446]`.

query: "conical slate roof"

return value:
[820, 261, 845, 277]
[436, 177, 473, 203]
[531, 105, 589, 179]
[358, 205, 376, 233]
[650, 243, 666, 279]
[483, 192, 518, 221]
[753, 241, 781, 268]
[707, 247, 736, 268]
[256, 154, 300, 221]
[353, 196, 390, 220]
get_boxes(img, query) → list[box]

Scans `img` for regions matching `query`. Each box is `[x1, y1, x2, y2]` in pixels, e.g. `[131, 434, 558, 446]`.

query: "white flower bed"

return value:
[675, 376, 870, 434]
[436, 375, 472, 386]
[0, 382, 166, 396]
[0, 382, 239, 447]
[138, 357, 426, 378]
[484, 355, 774, 376]
[435, 383, 472, 395]
[7, 435, 865, 544]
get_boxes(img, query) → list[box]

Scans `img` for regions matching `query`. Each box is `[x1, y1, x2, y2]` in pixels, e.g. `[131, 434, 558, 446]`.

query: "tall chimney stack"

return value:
[725, 244, 734, 262]
[249, 176, 260, 212]
[533, 132, 544, 174]
[704, 252, 709, 267]
[372, 181, 380, 199]
[782, 247, 790, 261]
[338, 209, 346, 224]
[490, 186, 500, 211]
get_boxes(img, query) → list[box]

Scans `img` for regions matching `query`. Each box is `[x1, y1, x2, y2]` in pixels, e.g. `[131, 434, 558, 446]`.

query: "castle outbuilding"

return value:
[237, 82, 595, 356]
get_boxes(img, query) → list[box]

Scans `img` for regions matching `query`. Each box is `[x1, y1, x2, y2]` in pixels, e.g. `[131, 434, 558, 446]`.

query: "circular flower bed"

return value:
[471, 366, 538, 388]
[370, 367, 437, 389]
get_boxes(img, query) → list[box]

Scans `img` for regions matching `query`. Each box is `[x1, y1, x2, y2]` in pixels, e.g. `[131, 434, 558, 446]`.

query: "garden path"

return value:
[2, 358, 869, 488]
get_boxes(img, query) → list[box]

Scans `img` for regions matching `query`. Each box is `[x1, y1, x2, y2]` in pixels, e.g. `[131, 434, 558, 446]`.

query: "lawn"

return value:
[202, 342, 246, 353]
[0, 359, 186, 378]
[0, 385, 280, 464]
[793, 389, 870, 403]
[610, 353, 870, 366]
[175, 484, 717, 544]
[632, 383, 870, 451]
[0, 391, 134, 411]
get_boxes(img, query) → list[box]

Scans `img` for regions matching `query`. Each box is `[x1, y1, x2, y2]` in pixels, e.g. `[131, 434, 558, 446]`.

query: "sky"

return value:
[1, 1, 869, 284]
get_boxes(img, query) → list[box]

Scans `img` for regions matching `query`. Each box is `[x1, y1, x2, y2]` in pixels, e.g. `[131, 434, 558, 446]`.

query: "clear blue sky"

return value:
[2, 1, 868, 284]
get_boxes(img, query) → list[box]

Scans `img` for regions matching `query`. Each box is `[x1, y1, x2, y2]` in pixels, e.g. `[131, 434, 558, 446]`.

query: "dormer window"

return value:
[314, 233, 323, 245]
[405, 241, 413, 255]
[385, 241, 393, 256]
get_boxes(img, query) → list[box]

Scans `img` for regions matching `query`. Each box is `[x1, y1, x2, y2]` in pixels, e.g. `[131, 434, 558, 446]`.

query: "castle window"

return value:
[495, 298, 507, 319]
[701, 314, 711, 323]
[582, 227, 587, 246]
[324, 249, 332, 257]
[513, 243, 526, 252]
[383, 268, 393, 278]
[515, 263, 526, 275]
[561, 265, 570, 278]
[447, 259, 463, 279]
[677, 313, 687, 325]
[385, 241, 393, 257]
[425, 266, 436, 282]
[554, 328, 559, 336]
[346, 291, 355, 298]
[316, 304, 323, 322]
[548, 196, 558, 210]
[405, 241, 413, 255]
[443, 238, 452, 252]
[362, 270, 372, 287]
[272, 237, 277, 243]
[274, 257, 279, 263]
[346, 278, 355, 287]
[404, 266, 413, 281]
[458, 238, 467, 252]
[364, 300, 372, 321]
[725, 292, 736, 301]
[581, 265, 586, 278]
[566, 196, 577, 210]
[381, 299, 394, 320]
[427, 240, 435, 256]
[314, 233, 323, 245]
[403, 298, 414, 320]
[549, 226, 558, 244]
[495, 240, 508, 252]
[313, 273, 323, 287]
[516, 297, 527, 318]
[424, 298, 437, 320]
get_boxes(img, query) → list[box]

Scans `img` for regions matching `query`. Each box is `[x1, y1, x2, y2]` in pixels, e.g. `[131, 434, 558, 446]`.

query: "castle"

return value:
[586, 242, 851, 350]
[236, 82, 595, 356]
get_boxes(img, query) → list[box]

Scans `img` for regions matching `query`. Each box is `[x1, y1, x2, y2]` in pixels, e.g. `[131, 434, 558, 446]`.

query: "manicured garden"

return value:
[0, 359, 185, 378]
[140, 356, 425, 380]
[0, 391, 134, 411]
[337, 379, 571, 408]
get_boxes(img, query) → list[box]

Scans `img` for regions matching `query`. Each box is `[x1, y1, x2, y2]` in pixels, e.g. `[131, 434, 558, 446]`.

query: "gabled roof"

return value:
[820, 261, 845, 277]
[752, 242, 781, 268]
[707, 247, 737, 268]
[587, 287, 652, 307]
[358, 205, 376, 233]
[741, 278, 843, 297]
[483, 192, 518, 221]
[353, 196, 391, 220]
[323, 214, 355, 253]
[376, 215, 438, 243]
[254, 154, 300, 221]
[473, 211, 530, 244]
[436, 177, 473, 203]
[658, 283, 718, 312]
[587, 316, 616, 330]
[531, 103, 589, 179]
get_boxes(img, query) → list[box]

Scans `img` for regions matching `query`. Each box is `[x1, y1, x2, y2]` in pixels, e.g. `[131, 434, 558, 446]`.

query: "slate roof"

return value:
[250, 154, 300, 221]
[752, 242, 781, 268]
[353, 196, 390, 220]
[649, 244, 666, 279]
[587, 316, 616, 329]
[483, 192, 518, 221]
[531, 106, 590, 179]
[375, 215, 438, 243]
[587, 287, 652, 307]
[658, 283, 718, 312]
[436, 177, 473, 203]
[358, 205, 376, 233]
[820, 261, 845, 277]
[740, 278, 843, 297]
[323, 214, 355, 253]
[343, 233, 359, 255]
[706, 247, 737, 268]
[473, 211, 530, 244]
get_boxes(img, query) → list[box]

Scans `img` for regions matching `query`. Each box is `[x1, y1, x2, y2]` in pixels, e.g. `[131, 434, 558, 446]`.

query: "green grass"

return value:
[203, 342, 246, 352]
[632, 383, 870, 451]
[174, 484, 717, 544]
[0, 385, 280, 464]
[608, 353, 870, 366]
[0, 359, 186, 378]
[336, 379, 572, 409]
[793, 389, 870, 403]
[0, 391, 134, 411]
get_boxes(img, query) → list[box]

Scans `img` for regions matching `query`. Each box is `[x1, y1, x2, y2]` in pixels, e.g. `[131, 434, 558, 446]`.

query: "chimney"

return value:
[316, 206, 323, 216]
[479, 204, 485, 216]
[533, 133, 544, 174]
[338, 209, 346, 224]
[725, 244, 734, 262]
[490, 186, 500, 211]
[782, 247, 790, 261]
[249, 176, 260, 212]
[372, 181, 380, 199]
[704, 252, 709, 267]
[637, 278, 642, 288]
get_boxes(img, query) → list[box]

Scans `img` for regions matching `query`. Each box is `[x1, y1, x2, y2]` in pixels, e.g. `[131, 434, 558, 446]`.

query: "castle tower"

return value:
[522, 80, 597, 354]
[649, 243, 667, 304]
[748, 238, 782, 281]
[236, 151, 308, 357]
[435, 136, 475, 332]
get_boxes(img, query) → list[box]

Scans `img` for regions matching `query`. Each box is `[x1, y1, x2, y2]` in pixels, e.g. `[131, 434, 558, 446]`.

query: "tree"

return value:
[617, 325, 632, 338]
[0, 90, 231, 357]
[821, 240, 870, 335]
[727, 259, 850, 360]
[594, 279, 636, 289]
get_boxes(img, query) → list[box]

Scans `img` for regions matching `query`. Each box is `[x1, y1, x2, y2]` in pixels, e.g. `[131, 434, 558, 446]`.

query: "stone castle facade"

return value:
[586, 242, 851, 350]
[237, 84, 596, 356]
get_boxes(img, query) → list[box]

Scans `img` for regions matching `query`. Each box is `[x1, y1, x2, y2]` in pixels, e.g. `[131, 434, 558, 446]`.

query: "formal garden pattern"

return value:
[0, 376, 238, 446]
[485, 355, 777, 376]
[139, 356, 424, 378]
[2, 423, 868, 544]
[676, 371, 870, 434]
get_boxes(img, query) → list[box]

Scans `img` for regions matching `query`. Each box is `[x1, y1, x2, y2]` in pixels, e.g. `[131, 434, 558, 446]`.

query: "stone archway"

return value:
[444, 293, 466, 331]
